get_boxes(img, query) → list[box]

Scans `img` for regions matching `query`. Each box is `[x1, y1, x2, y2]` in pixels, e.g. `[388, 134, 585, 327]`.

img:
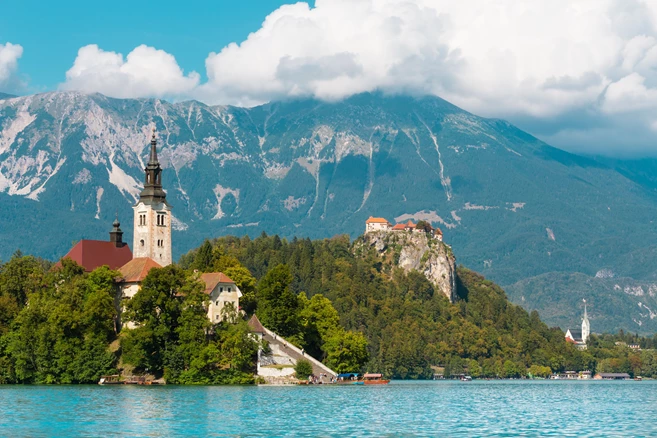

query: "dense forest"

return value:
[2, 232, 657, 384]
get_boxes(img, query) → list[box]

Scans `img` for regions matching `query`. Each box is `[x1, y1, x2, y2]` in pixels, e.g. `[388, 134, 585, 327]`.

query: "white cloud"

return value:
[55, 0, 657, 153]
[61, 44, 200, 98]
[0, 43, 23, 89]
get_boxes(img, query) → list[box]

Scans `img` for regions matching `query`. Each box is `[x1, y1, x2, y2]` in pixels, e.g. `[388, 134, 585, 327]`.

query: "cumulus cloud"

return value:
[61, 44, 199, 98]
[57, 0, 657, 154]
[192, 0, 657, 153]
[0, 43, 23, 91]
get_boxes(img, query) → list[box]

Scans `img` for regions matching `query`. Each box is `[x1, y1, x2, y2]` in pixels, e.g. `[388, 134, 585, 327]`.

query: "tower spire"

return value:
[148, 127, 159, 165]
[138, 127, 168, 204]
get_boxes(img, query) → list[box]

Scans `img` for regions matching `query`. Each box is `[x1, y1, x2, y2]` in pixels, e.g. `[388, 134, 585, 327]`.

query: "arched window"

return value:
[140, 239, 144, 247]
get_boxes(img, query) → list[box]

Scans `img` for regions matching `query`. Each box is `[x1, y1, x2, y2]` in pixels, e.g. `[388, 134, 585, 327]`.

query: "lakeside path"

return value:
[1, 380, 655, 436]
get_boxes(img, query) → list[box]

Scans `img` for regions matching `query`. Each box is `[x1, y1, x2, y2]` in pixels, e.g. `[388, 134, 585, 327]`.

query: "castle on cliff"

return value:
[365, 216, 443, 241]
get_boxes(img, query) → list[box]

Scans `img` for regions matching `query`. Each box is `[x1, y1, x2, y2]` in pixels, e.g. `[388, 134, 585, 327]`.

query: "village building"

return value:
[201, 272, 242, 322]
[594, 372, 631, 380]
[565, 300, 590, 350]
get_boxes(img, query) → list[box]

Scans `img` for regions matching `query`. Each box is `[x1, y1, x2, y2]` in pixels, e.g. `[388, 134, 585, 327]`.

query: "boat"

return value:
[336, 373, 363, 384]
[460, 375, 472, 381]
[363, 373, 390, 385]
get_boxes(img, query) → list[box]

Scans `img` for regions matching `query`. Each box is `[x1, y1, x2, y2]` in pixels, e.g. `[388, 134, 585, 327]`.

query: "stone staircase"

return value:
[259, 326, 336, 383]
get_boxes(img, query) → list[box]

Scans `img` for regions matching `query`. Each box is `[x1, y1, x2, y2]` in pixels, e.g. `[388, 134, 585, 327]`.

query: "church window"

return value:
[140, 239, 144, 247]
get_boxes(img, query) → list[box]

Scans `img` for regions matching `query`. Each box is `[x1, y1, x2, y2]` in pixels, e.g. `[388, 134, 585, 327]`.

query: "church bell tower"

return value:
[133, 128, 172, 266]
[581, 299, 590, 344]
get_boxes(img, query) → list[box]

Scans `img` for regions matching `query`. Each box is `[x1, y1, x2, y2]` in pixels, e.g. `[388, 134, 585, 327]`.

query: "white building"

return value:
[565, 300, 590, 350]
[365, 217, 391, 233]
[201, 272, 242, 322]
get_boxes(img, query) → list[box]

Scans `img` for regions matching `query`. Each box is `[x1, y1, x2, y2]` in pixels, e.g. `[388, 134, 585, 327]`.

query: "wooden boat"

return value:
[363, 373, 390, 385]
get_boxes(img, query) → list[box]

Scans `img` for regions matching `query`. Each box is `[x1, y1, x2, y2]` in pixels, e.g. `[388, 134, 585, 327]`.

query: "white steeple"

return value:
[581, 299, 590, 343]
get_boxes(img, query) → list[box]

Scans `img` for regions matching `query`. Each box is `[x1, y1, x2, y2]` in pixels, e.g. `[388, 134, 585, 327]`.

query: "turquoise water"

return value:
[1, 381, 655, 437]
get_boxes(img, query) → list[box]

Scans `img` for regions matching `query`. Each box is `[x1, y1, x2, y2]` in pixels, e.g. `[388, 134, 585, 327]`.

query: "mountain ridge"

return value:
[2, 90, 657, 332]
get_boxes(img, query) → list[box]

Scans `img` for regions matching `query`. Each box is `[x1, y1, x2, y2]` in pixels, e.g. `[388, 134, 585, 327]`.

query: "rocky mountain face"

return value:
[3, 91, 657, 333]
[357, 230, 456, 301]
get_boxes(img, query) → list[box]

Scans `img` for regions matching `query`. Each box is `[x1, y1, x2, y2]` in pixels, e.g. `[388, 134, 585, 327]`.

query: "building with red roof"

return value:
[365, 216, 391, 233]
[365, 216, 443, 241]
[54, 217, 132, 272]
[200, 272, 242, 322]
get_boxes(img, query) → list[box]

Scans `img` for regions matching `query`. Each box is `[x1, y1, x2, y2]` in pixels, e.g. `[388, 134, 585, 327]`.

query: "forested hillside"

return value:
[181, 234, 628, 379]
[2, 234, 657, 384]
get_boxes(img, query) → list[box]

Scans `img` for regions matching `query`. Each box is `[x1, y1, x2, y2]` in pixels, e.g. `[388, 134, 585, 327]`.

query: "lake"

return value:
[1, 380, 654, 437]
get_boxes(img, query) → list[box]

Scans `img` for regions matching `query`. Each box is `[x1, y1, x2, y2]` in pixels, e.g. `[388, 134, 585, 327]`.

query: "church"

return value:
[57, 129, 241, 324]
[565, 300, 590, 350]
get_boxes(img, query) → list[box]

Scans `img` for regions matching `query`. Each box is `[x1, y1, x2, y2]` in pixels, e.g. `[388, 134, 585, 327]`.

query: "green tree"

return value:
[323, 330, 369, 373]
[191, 240, 214, 272]
[256, 264, 301, 338]
[295, 359, 313, 380]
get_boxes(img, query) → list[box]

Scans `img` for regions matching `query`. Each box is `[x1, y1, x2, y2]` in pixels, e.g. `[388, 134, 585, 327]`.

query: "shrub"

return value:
[295, 359, 313, 380]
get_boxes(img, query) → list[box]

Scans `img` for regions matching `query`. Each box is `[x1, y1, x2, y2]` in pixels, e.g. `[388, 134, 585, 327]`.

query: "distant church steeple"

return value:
[581, 299, 590, 343]
[133, 128, 173, 266]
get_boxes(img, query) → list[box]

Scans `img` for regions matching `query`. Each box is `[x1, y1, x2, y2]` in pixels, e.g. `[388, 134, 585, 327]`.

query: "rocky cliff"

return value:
[358, 230, 457, 302]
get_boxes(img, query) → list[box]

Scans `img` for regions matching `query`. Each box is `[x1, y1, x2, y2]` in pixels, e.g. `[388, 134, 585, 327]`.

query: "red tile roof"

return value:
[200, 272, 235, 295]
[391, 223, 407, 230]
[405, 220, 416, 228]
[55, 240, 133, 272]
[118, 257, 161, 283]
[366, 216, 390, 224]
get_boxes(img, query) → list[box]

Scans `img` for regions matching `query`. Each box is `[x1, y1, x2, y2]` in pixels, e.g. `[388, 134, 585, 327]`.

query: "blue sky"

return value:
[0, 0, 292, 91]
[3, 0, 657, 156]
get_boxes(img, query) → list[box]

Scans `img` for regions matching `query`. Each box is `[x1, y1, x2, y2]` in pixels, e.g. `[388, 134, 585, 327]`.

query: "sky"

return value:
[3, 0, 657, 157]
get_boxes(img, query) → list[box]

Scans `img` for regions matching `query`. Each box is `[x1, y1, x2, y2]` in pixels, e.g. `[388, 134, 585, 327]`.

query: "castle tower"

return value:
[581, 299, 590, 343]
[132, 129, 172, 266]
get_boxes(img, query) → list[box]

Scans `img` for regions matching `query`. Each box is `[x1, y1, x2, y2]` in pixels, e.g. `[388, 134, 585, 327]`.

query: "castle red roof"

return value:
[200, 272, 236, 295]
[55, 240, 132, 272]
[392, 223, 407, 230]
[118, 257, 161, 283]
[366, 217, 390, 224]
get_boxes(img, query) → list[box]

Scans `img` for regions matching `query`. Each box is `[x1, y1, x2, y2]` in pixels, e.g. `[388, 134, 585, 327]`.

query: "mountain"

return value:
[0, 93, 16, 100]
[2, 91, 657, 333]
